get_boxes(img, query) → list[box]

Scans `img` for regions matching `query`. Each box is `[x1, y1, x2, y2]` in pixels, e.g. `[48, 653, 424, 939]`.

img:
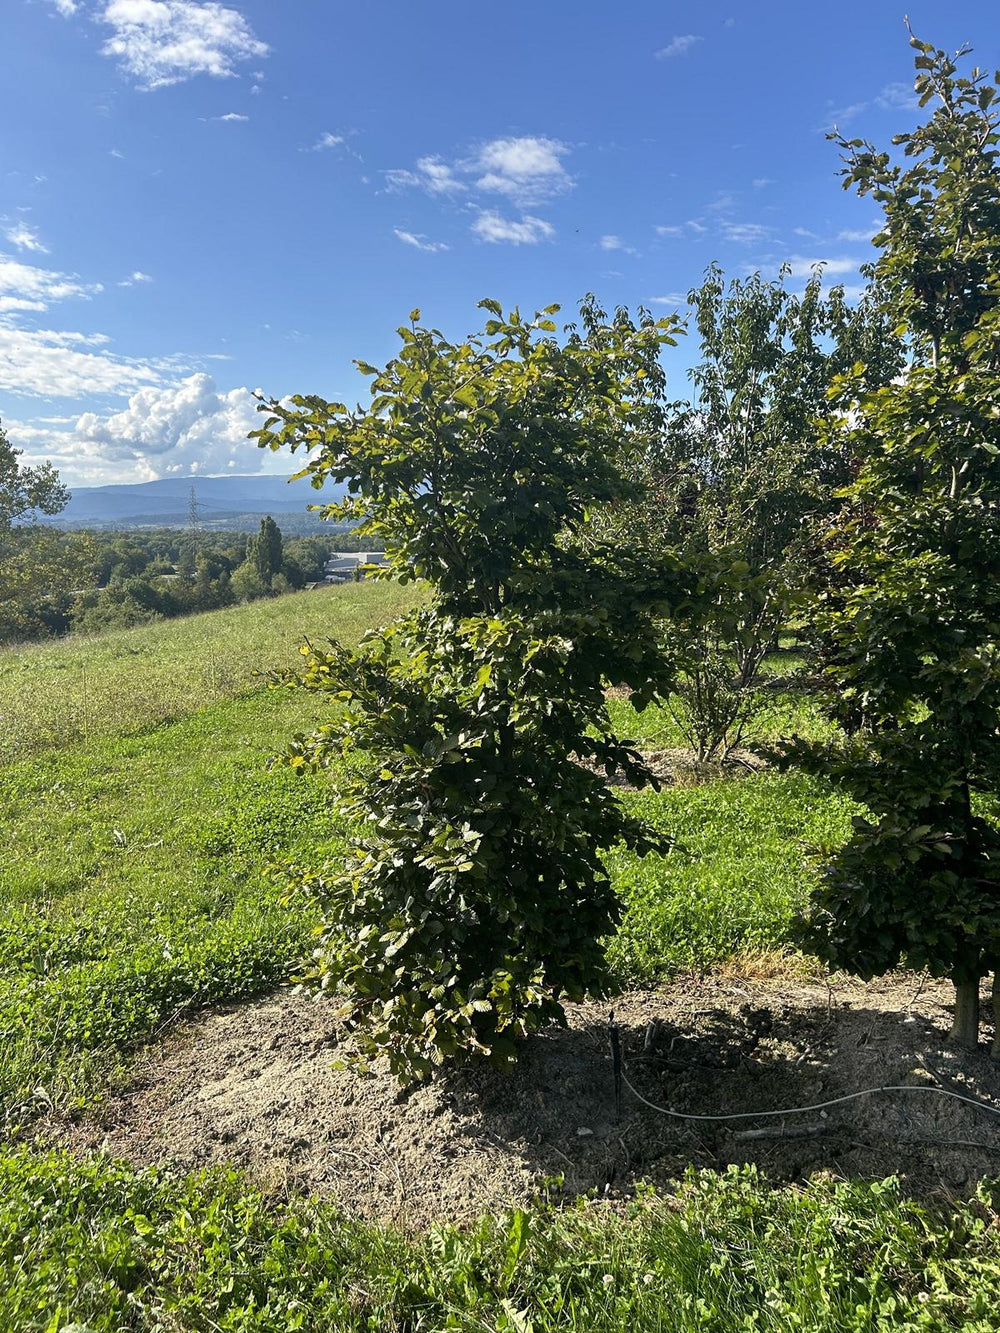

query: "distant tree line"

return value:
[0, 508, 380, 644]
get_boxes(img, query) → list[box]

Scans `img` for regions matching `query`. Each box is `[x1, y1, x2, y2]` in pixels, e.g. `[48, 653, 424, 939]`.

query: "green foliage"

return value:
[2, 1152, 1000, 1331]
[784, 36, 1000, 1039]
[253, 299, 717, 1076]
[246, 514, 284, 590]
[0, 419, 84, 644]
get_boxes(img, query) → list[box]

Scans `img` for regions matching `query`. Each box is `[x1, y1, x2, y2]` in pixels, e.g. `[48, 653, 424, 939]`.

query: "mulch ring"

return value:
[45, 971, 1000, 1229]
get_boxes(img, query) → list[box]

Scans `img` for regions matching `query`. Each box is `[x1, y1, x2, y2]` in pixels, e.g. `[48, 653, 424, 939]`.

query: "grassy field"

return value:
[2, 590, 999, 1330]
[0, 580, 419, 764]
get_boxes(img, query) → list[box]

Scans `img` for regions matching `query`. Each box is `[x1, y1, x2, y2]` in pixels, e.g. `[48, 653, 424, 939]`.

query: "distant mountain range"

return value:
[43, 474, 346, 531]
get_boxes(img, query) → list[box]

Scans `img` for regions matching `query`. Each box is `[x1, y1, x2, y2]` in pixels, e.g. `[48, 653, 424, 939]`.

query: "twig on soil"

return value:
[732, 1123, 841, 1142]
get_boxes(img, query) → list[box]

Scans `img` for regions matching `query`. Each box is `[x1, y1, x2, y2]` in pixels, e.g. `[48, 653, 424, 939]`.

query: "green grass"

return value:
[2, 593, 994, 1330]
[0, 579, 419, 764]
[607, 775, 858, 983]
[2, 1151, 999, 1331]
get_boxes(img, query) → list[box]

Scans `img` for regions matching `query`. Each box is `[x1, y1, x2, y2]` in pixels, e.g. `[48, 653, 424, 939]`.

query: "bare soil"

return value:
[47, 971, 1000, 1228]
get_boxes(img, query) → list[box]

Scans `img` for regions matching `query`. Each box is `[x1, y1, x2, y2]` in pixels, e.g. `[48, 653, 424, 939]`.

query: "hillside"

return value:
[42, 473, 346, 531]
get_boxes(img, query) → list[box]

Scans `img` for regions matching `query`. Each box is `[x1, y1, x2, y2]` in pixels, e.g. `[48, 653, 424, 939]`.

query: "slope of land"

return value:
[2, 589, 1000, 1329]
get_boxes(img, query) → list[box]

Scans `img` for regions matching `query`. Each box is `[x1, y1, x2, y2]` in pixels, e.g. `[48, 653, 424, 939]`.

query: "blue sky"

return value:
[2, 0, 997, 488]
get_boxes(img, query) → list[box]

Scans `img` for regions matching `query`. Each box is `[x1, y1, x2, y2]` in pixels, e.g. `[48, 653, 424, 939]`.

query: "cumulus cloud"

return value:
[4, 224, 49, 255]
[388, 135, 571, 209]
[474, 136, 571, 205]
[471, 212, 554, 245]
[47, 0, 79, 14]
[655, 34, 702, 59]
[100, 0, 269, 90]
[72, 373, 262, 477]
[0, 255, 102, 311]
[393, 229, 449, 253]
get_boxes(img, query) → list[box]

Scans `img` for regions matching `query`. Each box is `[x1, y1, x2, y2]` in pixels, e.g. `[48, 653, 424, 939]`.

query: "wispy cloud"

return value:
[649, 292, 688, 305]
[837, 227, 876, 242]
[310, 131, 345, 151]
[655, 34, 702, 59]
[0, 255, 101, 311]
[875, 82, 919, 111]
[721, 221, 772, 244]
[214, 111, 248, 122]
[118, 270, 154, 286]
[0, 324, 159, 399]
[46, 0, 79, 15]
[655, 224, 685, 238]
[3, 223, 48, 254]
[99, 0, 269, 90]
[393, 229, 449, 253]
[600, 234, 638, 256]
[471, 212, 554, 245]
[786, 254, 863, 278]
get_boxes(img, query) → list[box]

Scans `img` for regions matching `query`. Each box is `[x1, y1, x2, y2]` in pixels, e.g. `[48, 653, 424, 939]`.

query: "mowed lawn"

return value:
[5, 588, 997, 1331]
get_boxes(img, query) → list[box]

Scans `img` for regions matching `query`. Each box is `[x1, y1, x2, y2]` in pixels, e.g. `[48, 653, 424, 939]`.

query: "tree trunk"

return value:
[950, 978, 980, 1050]
[992, 972, 1000, 1060]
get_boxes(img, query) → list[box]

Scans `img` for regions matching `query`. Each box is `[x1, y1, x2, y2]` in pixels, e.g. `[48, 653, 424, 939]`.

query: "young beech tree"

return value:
[252, 301, 712, 1077]
[784, 36, 1000, 1050]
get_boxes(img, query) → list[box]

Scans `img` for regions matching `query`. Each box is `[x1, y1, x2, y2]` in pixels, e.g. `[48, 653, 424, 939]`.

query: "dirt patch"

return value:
[583, 747, 765, 789]
[47, 973, 1000, 1228]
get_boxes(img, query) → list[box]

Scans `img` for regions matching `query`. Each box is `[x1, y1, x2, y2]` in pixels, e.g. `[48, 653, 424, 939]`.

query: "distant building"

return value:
[321, 551, 389, 583]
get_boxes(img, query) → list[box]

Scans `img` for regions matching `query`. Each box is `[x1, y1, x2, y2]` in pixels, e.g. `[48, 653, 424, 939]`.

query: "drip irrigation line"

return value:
[619, 1067, 1000, 1122]
[607, 1017, 1000, 1123]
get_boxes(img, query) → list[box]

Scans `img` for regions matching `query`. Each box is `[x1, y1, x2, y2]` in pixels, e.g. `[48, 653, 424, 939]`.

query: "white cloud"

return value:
[649, 293, 688, 306]
[118, 270, 154, 286]
[110, 147, 125, 158]
[215, 111, 248, 121]
[786, 255, 862, 278]
[721, 221, 772, 244]
[47, 0, 78, 14]
[311, 131, 345, 151]
[100, 0, 268, 90]
[876, 82, 919, 111]
[655, 225, 684, 238]
[388, 135, 571, 208]
[686, 219, 707, 233]
[655, 34, 702, 59]
[752, 177, 773, 190]
[3, 223, 48, 254]
[0, 323, 161, 398]
[71, 374, 263, 478]
[600, 234, 638, 256]
[471, 212, 554, 245]
[838, 227, 876, 242]
[393, 229, 449, 253]
[474, 136, 571, 205]
[0, 255, 102, 311]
